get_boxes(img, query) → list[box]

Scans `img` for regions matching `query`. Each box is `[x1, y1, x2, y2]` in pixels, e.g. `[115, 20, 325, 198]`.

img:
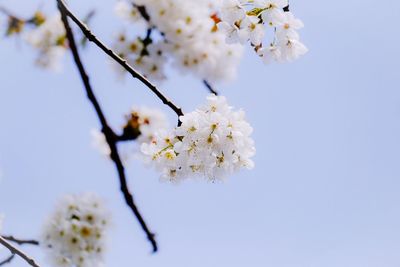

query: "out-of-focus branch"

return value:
[57, 0, 184, 126]
[0, 6, 42, 24]
[57, 2, 158, 253]
[0, 236, 40, 267]
[135, 5, 150, 22]
[0, 254, 15, 266]
[0, 236, 39, 266]
[1, 236, 39, 246]
[0, 6, 17, 18]
[203, 80, 219, 95]
[283, 4, 290, 12]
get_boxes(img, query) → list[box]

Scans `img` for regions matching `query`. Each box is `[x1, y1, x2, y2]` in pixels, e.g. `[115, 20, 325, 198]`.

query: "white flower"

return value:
[218, 0, 307, 63]
[278, 38, 308, 61]
[141, 95, 255, 182]
[256, 0, 287, 26]
[25, 13, 67, 71]
[276, 12, 304, 40]
[220, 0, 247, 24]
[217, 21, 248, 44]
[240, 16, 265, 46]
[41, 193, 110, 267]
[257, 44, 281, 64]
[113, 0, 243, 83]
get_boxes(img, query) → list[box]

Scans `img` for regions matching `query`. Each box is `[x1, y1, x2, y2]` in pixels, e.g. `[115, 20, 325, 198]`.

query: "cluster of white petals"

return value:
[41, 193, 110, 267]
[113, 0, 243, 83]
[141, 95, 255, 182]
[111, 33, 168, 81]
[25, 13, 67, 70]
[218, 0, 307, 63]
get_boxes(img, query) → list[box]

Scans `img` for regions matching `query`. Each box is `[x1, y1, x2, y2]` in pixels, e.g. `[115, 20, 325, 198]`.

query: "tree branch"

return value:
[1, 236, 39, 246]
[57, 2, 158, 252]
[135, 5, 150, 23]
[203, 80, 218, 95]
[0, 6, 17, 18]
[283, 4, 290, 12]
[0, 254, 15, 266]
[0, 236, 40, 267]
[57, 0, 184, 126]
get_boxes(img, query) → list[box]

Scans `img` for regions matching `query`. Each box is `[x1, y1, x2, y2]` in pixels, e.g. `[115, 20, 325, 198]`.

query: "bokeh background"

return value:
[1, 0, 400, 266]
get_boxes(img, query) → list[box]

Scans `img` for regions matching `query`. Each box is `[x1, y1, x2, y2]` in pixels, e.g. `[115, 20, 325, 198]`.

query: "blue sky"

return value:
[1, 0, 400, 267]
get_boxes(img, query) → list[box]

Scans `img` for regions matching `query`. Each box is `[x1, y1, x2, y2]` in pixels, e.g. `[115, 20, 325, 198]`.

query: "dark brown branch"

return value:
[0, 254, 15, 266]
[1, 236, 39, 246]
[57, 2, 158, 253]
[0, 237, 40, 267]
[57, 0, 184, 126]
[203, 80, 218, 95]
[135, 5, 150, 22]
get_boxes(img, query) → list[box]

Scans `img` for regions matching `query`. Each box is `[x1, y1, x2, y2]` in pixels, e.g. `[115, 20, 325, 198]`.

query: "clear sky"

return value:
[1, 0, 400, 267]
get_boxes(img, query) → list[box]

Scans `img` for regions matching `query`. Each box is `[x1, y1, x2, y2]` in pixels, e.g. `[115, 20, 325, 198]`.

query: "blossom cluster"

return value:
[1, 10, 67, 70]
[24, 13, 67, 70]
[111, 32, 168, 81]
[141, 95, 255, 182]
[41, 193, 110, 267]
[113, 0, 243, 83]
[218, 0, 308, 63]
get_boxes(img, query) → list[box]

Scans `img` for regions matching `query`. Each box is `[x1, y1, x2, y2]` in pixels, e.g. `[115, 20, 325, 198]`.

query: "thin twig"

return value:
[0, 236, 40, 267]
[135, 5, 150, 23]
[0, 6, 15, 17]
[203, 80, 218, 95]
[0, 254, 15, 266]
[57, 0, 184, 126]
[0, 6, 31, 23]
[1, 236, 39, 246]
[57, 2, 158, 252]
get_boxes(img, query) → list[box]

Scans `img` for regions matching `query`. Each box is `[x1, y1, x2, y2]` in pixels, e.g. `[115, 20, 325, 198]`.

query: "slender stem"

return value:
[135, 5, 150, 23]
[203, 80, 218, 95]
[1, 236, 39, 246]
[0, 237, 40, 267]
[58, 2, 158, 252]
[57, 0, 184, 126]
[0, 6, 15, 17]
[0, 254, 15, 266]
[0, 6, 33, 23]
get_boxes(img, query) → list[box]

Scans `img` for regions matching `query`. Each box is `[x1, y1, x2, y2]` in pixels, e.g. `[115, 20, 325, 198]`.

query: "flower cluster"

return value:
[25, 13, 67, 70]
[218, 0, 307, 63]
[141, 95, 255, 182]
[113, 0, 243, 83]
[41, 193, 110, 267]
[111, 33, 167, 81]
